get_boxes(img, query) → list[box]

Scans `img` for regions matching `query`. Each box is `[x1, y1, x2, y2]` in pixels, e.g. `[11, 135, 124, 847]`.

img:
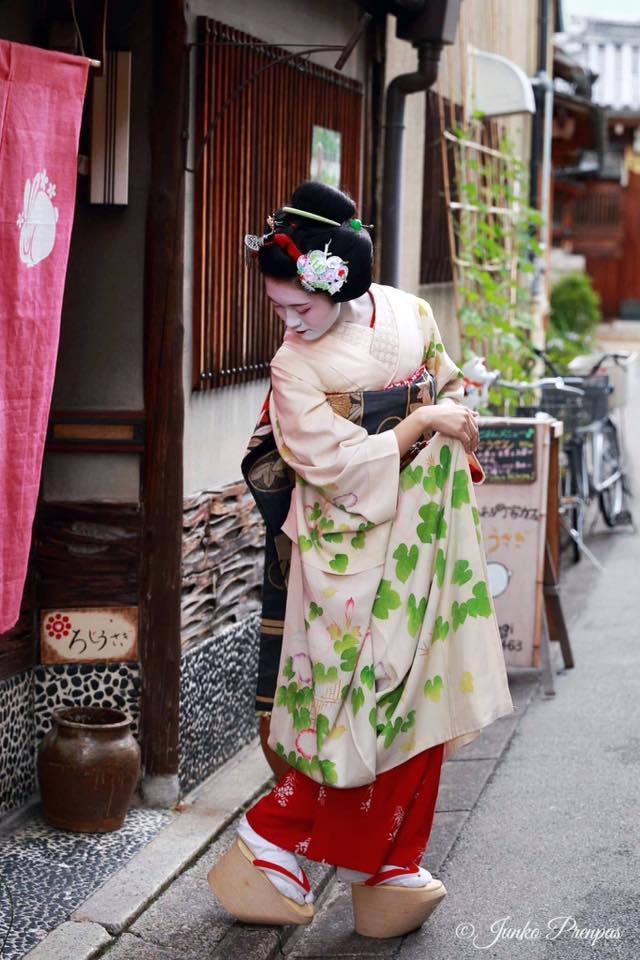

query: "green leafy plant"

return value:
[449, 120, 542, 411]
[545, 272, 602, 370]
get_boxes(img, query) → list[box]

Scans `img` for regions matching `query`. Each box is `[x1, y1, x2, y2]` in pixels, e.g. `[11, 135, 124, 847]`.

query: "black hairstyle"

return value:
[256, 181, 373, 302]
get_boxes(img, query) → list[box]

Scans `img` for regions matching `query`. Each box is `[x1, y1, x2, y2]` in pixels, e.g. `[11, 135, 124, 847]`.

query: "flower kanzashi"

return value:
[296, 242, 349, 296]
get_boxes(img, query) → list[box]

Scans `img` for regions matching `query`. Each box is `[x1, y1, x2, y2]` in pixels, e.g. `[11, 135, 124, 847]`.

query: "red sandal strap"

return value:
[252, 857, 311, 893]
[364, 864, 421, 887]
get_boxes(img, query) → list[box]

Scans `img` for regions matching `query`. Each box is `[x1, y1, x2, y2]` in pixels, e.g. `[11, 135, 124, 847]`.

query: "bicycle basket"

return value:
[537, 387, 589, 436]
[580, 374, 611, 422]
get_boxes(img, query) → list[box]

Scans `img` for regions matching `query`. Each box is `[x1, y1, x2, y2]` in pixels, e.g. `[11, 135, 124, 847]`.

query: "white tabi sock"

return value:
[236, 814, 315, 905]
[336, 863, 434, 888]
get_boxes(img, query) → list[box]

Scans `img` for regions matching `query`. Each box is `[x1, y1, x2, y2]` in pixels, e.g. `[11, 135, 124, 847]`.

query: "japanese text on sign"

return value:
[40, 608, 138, 664]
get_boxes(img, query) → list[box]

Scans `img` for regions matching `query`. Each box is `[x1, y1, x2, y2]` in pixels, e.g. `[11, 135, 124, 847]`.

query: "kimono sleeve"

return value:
[416, 297, 486, 484]
[416, 297, 465, 405]
[269, 359, 401, 526]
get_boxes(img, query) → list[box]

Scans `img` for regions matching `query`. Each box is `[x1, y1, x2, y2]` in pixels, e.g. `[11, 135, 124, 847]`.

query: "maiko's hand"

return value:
[420, 403, 480, 454]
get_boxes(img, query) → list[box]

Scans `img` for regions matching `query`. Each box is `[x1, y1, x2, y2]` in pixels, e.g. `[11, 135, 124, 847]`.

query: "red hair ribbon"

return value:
[267, 232, 303, 263]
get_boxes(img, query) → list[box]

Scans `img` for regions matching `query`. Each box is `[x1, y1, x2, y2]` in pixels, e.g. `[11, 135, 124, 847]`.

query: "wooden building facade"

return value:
[0, 0, 379, 819]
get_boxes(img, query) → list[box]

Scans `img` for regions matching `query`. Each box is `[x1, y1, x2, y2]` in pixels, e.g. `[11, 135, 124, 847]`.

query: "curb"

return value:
[23, 740, 274, 959]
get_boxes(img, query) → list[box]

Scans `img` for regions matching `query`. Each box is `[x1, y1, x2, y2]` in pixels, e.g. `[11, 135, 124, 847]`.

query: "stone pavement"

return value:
[25, 670, 539, 960]
[24, 334, 640, 960]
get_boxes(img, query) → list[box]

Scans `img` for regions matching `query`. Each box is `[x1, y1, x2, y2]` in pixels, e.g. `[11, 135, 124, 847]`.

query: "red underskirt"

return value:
[246, 742, 445, 874]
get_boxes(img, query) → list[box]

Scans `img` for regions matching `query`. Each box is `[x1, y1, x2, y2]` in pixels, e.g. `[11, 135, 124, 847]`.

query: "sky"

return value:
[562, 0, 640, 23]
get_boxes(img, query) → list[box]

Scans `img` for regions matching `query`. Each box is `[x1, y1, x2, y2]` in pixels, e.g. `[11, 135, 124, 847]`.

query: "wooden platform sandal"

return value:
[207, 836, 315, 926]
[351, 865, 447, 938]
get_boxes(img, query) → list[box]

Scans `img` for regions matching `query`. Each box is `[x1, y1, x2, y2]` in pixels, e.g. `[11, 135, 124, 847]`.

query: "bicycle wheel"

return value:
[570, 442, 586, 563]
[560, 440, 586, 563]
[599, 420, 624, 527]
[558, 447, 574, 556]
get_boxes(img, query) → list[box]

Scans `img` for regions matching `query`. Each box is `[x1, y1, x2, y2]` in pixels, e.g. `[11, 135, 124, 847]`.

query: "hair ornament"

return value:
[243, 213, 282, 263]
[296, 241, 349, 295]
[281, 205, 373, 233]
[243, 232, 266, 265]
[271, 232, 303, 262]
[281, 205, 341, 227]
[244, 224, 350, 295]
[244, 233, 264, 252]
[349, 217, 374, 231]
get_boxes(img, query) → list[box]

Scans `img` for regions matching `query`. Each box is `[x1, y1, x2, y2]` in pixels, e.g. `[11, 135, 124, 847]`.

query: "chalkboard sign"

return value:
[477, 423, 537, 483]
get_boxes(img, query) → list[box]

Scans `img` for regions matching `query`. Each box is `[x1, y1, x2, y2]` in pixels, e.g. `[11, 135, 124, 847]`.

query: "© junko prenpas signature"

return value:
[455, 915, 622, 949]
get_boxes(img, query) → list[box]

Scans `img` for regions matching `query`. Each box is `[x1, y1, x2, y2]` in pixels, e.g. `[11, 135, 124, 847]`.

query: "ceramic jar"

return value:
[37, 706, 141, 832]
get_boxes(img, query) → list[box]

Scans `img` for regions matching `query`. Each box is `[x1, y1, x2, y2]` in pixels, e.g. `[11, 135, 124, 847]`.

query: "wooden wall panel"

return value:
[192, 17, 364, 390]
[553, 180, 624, 317]
[0, 502, 143, 682]
[36, 503, 143, 608]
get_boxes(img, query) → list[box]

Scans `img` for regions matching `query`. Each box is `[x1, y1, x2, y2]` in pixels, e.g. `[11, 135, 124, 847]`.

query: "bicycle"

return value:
[530, 347, 636, 535]
[463, 350, 636, 564]
[491, 373, 593, 564]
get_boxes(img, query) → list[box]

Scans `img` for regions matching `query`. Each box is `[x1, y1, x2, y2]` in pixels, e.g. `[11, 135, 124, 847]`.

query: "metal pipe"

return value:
[529, 0, 549, 211]
[381, 44, 441, 286]
[539, 71, 554, 254]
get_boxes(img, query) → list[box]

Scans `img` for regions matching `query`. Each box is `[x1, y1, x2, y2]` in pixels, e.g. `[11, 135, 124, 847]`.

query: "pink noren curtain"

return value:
[0, 41, 89, 633]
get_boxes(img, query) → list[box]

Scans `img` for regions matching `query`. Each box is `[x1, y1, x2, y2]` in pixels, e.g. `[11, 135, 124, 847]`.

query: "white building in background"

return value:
[558, 16, 640, 111]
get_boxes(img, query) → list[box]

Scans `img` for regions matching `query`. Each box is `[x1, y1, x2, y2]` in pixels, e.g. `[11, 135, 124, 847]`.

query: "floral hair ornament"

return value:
[296, 241, 349, 296]
[245, 223, 349, 295]
[259, 232, 349, 296]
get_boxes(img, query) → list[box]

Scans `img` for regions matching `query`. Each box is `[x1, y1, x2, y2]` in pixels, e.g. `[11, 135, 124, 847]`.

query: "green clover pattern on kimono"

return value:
[266, 284, 514, 788]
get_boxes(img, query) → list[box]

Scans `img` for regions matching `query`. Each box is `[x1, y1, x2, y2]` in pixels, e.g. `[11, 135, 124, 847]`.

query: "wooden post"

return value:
[543, 428, 574, 670]
[139, 0, 186, 804]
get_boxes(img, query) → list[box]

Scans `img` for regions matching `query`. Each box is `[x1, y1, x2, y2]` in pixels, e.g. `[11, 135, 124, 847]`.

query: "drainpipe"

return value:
[381, 44, 442, 286]
[529, 0, 549, 214]
[529, 0, 554, 303]
[527, 0, 554, 359]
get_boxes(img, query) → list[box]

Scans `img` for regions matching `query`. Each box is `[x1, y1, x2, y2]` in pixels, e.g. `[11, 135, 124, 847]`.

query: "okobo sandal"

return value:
[207, 837, 315, 926]
[350, 864, 447, 938]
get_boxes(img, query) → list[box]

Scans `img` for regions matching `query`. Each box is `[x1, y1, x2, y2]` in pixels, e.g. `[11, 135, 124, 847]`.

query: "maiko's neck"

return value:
[339, 289, 375, 327]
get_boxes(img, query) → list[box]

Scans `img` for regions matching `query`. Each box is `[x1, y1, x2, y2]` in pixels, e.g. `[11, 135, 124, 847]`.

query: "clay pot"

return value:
[37, 706, 141, 832]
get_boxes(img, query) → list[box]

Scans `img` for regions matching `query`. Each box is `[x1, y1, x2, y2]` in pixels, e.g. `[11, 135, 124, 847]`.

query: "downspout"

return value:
[529, 0, 549, 213]
[529, 0, 554, 311]
[381, 44, 441, 286]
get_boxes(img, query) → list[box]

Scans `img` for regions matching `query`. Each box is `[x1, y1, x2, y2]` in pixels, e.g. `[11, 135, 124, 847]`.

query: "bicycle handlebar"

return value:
[585, 351, 637, 376]
[496, 376, 585, 396]
[523, 344, 637, 379]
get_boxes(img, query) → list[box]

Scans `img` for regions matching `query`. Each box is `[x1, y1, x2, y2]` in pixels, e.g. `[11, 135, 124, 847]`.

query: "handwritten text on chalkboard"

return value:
[477, 424, 536, 483]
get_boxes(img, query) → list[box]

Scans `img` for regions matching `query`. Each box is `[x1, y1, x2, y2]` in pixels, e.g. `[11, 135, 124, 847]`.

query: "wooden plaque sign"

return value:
[40, 607, 138, 664]
[477, 423, 537, 483]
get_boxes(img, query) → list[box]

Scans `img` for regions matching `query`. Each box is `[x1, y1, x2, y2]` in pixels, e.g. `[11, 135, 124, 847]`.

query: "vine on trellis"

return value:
[445, 117, 545, 413]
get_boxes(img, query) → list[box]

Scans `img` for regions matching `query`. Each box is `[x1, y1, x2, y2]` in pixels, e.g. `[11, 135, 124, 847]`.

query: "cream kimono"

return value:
[267, 282, 514, 788]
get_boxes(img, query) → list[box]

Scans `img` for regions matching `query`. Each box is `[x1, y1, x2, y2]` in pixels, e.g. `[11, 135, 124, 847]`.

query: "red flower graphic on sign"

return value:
[46, 613, 71, 640]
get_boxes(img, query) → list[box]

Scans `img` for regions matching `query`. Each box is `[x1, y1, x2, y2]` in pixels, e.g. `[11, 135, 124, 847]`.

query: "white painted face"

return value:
[264, 276, 340, 341]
